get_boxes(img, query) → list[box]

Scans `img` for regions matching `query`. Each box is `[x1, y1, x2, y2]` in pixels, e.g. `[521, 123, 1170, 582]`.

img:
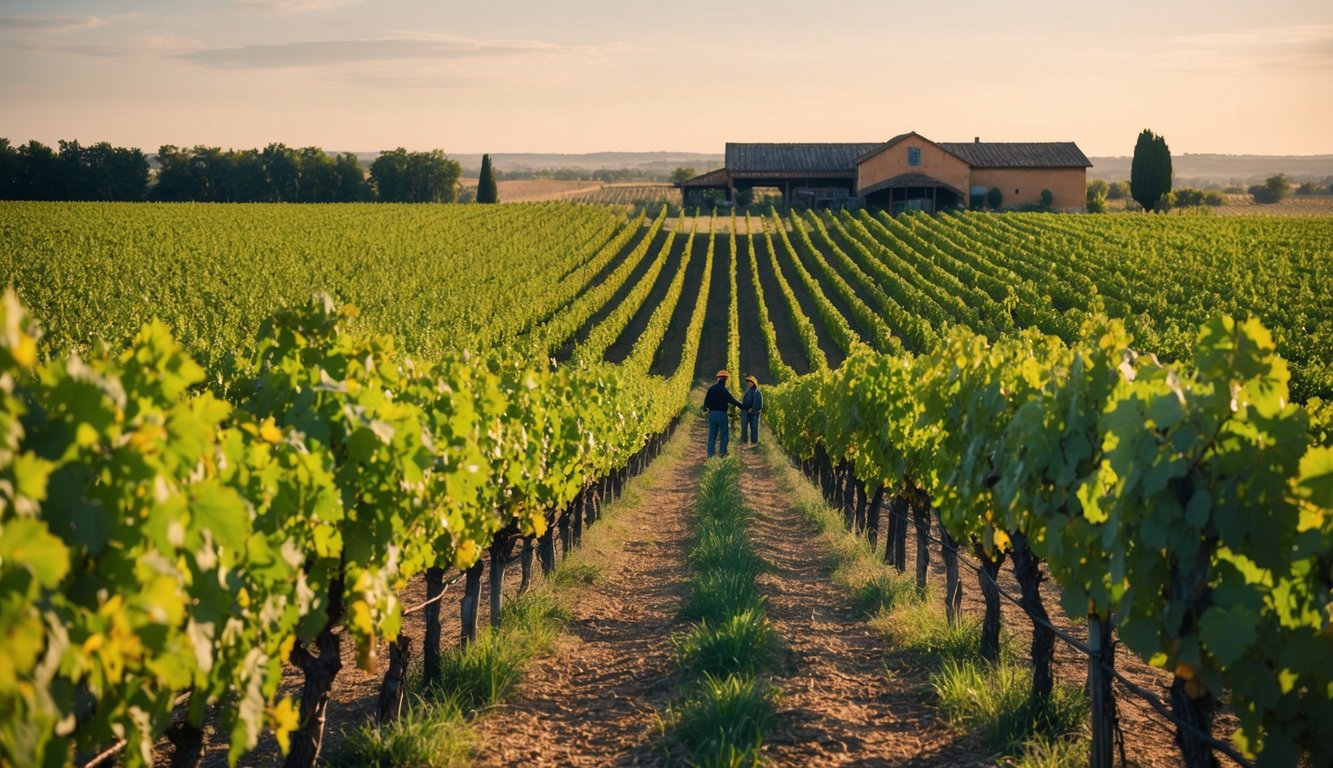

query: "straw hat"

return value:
[716, 369, 730, 378]
[745, 375, 758, 386]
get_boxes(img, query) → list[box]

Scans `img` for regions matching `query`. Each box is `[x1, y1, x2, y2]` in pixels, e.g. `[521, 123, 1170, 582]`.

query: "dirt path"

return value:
[472, 414, 997, 767]
[736, 444, 988, 767]
[469, 415, 706, 767]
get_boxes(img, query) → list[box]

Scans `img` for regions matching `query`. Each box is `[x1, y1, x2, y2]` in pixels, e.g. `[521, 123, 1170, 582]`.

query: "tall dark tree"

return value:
[1130, 129, 1173, 212]
[152, 145, 196, 201]
[17, 141, 60, 200]
[371, 148, 461, 202]
[0, 139, 19, 199]
[369, 148, 412, 202]
[297, 146, 338, 202]
[407, 149, 461, 203]
[332, 153, 372, 202]
[475, 153, 498, 203]
[261, 143, 300, 202]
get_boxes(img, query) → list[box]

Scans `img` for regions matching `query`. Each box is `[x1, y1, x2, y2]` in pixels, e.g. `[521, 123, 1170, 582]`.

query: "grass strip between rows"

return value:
[660, 453, 779, 767]
[756, 440, 1090, 768]
[325, 419, 693, 767]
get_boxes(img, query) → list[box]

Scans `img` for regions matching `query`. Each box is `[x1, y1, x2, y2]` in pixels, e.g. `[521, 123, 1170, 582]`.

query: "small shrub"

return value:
[1173, 187, 1205, 207]
[1039, 189, 1053, 207]
[1250, 174, 1291, 204]
[987, 187, 1003, 210]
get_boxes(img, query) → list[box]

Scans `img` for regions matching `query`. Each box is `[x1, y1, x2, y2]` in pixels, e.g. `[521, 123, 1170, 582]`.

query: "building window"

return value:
[907, 147, 921, 167]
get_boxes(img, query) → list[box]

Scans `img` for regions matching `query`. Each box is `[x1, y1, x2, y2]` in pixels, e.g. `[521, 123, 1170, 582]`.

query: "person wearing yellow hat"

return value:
[701, 369, 745, 458]
[740, 375, 763, 446]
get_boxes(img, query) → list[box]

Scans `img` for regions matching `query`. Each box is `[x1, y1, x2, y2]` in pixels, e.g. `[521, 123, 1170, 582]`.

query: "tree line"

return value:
[0, 139, 464, 203]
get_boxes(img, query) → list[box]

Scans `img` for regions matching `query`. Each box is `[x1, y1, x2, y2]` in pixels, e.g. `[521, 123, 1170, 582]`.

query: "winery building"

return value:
[677, 131, 1092, 213]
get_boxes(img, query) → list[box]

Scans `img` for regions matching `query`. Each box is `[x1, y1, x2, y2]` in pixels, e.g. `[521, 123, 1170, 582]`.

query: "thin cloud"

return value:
[328, 67, 512, 90]
[234, 0, 362, 15]
[176, 33, 639, 70]
[1169, 23, 1333, 48]
[5, 33, 198, 60]
[0, 15, 112, 32]
[1085, 23, 1333, 76]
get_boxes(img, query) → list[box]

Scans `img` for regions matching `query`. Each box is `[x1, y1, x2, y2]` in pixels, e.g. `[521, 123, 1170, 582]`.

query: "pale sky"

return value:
[2, 0, 1331, 157]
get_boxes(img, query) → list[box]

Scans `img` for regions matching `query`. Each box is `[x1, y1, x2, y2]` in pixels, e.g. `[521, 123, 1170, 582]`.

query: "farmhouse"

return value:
[677, 132, 1092, 213]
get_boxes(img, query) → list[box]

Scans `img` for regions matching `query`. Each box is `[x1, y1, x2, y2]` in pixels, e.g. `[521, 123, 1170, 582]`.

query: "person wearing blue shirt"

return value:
[702, 369, 745, 458]
[740, 375, 763, 446]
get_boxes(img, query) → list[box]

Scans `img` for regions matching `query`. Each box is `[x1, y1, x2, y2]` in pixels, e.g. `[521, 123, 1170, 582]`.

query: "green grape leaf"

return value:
[0, 517, 70, 589]
[1199, 604, 1259, 667]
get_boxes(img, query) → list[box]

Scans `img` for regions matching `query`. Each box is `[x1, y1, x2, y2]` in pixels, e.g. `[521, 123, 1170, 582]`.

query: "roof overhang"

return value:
[858, 173, 966, 198]
[675, 167, 730, 189]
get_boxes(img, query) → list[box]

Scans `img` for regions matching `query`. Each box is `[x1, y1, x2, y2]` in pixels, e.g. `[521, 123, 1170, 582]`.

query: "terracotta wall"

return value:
[968, 167, 1087, 211]
[858, 139, 969, 195]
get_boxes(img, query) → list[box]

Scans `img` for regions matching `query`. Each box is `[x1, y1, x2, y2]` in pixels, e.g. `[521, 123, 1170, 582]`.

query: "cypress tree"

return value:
[476, 153, 498, 204]
[1130, 129, 1172, 212]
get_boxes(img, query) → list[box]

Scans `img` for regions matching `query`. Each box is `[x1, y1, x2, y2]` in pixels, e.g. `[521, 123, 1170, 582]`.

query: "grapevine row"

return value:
[767, 314, 1333, 766]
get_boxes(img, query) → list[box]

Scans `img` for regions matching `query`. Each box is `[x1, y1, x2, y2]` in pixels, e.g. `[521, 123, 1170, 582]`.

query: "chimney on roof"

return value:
[974, 137, 980, 143]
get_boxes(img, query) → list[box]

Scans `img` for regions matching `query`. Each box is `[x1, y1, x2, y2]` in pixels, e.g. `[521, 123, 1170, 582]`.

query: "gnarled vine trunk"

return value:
[974, 544, 1005, 663]
[1011, 531, 1054, 708]
[489, 536, 516, 629]
[866, 485, 885, 551]
[422, 566, 446, 684]
[459, 560, 484, 646]
[911, 490, 931, 594]
[284, 574, 345, 768]
[937, 511, 962, 624]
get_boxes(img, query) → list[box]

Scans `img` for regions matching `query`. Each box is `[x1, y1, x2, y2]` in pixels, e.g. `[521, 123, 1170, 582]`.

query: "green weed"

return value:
[674, 607, 776, 678]
[664, 673, 778, 768]
[324, 696, 473, 768]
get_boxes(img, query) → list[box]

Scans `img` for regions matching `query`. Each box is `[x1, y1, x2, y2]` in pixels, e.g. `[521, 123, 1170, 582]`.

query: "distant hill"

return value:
[330, 150, 1333, 186]
[1088, 154, 1333, 185]
[351, 151, 725, 178]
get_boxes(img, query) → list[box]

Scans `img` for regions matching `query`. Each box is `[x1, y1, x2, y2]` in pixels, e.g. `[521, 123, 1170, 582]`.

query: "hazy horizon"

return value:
[3, 1, 1331, 158]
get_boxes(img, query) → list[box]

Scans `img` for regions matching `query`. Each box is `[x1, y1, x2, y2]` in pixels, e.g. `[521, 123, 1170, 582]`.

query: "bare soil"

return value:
[469, 416, 704, 767]
[737, 445, 991, 766]
[469, 416, 1007, 766]
[752, 232, 815, 376]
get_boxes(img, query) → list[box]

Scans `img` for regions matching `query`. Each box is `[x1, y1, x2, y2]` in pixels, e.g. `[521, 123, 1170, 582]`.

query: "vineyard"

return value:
[1, 200, 1331, 767]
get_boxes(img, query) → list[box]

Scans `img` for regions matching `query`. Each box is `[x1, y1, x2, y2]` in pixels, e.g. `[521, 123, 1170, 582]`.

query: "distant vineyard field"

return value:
[567, 183, 678, 205]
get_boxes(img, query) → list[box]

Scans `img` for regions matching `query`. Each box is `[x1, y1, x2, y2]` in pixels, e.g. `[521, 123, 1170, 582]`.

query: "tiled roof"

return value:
[725, 143, 881, 175]
[938, 142, 1092, 168]
[676, 168, 730, 188]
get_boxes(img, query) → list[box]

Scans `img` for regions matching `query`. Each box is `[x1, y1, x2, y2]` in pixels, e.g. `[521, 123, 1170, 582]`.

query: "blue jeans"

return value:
[741, 412, 760, 444]
[707, 411, 730, 457]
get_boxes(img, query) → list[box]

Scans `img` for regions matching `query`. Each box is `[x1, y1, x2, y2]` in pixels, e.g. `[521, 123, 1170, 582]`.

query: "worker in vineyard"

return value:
[740, 375, 763, 446]
[702, 369, 745, 458]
